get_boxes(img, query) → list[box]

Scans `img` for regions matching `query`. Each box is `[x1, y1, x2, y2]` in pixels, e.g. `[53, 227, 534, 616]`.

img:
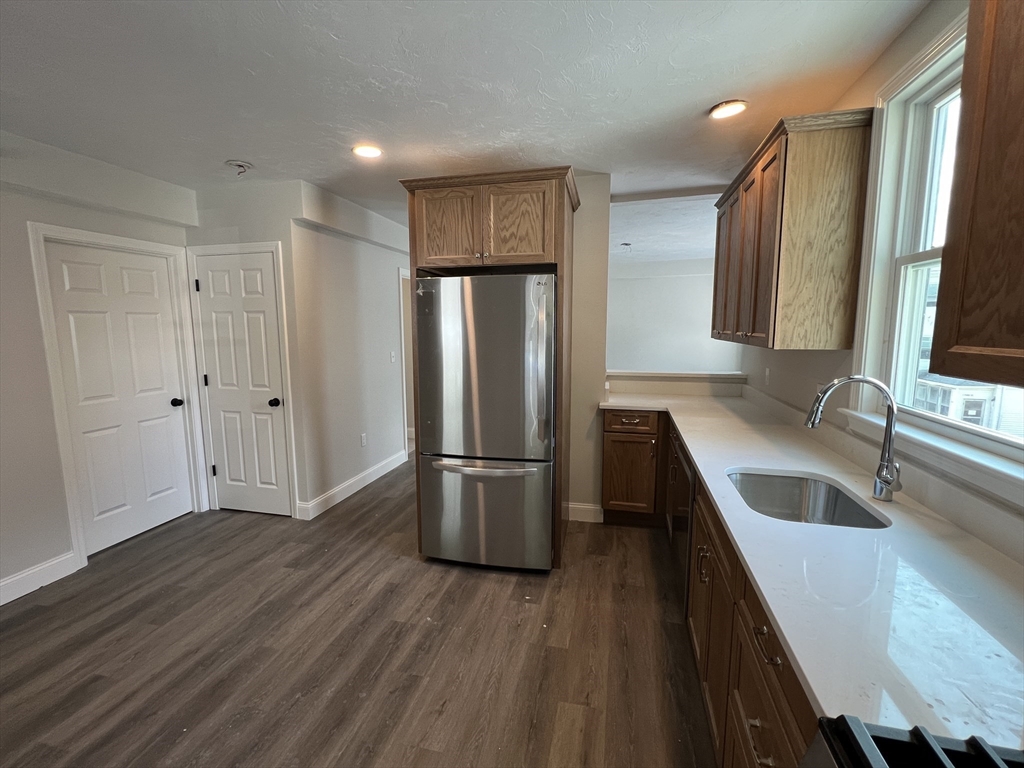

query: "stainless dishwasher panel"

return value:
[419, 455, 552, 570]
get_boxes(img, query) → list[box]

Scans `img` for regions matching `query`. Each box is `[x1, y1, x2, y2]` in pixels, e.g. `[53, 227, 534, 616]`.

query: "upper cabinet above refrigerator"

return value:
[711, 108, 873, 350]
[401, 167, 580, 269]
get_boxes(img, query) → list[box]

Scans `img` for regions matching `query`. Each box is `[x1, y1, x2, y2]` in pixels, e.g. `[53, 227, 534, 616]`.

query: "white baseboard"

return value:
[295, 450, 409, 520]
[568, 503, 603, 523]
[0, 550, 83, 605]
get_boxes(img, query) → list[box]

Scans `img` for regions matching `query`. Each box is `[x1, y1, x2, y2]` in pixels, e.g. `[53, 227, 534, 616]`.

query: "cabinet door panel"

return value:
[930, 0, 1024, 386]
[724, 693, 756, 768]
[687, 512, 713, 673]
[414, 187, 482, 267]
[602, 433, 657, 513]
[482, 180, 556, 264]
[751, 140, 785, 347]
[712, 206, 732, 341]
[704, 547, 735, 761]
[737, 173, 760, 341]
[724, 192, 742, 341]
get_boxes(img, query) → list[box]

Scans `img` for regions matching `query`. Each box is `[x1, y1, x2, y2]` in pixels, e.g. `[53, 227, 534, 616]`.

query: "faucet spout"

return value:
[805, 375, 902, 502]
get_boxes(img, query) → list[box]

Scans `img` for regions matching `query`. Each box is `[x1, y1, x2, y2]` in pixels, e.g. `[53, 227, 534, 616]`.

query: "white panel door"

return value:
[46, 241, 192, 554]
[195, 251, 289, 515]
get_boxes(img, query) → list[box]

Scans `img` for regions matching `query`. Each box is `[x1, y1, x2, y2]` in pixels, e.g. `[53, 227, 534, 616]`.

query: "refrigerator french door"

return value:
[416, 273, 555, 569]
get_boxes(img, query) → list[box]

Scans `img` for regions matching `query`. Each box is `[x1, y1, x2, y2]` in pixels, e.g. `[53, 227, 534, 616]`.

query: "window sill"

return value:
[839, 408, 1024, 510]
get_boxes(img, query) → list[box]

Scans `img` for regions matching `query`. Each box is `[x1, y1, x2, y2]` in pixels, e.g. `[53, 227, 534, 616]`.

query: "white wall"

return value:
[0, 148, 193, 590]
[189, 180, 411, 515]
[568, 173, 612, 511]
[607, 258, 742, 373]
[290, 221, 408, 505]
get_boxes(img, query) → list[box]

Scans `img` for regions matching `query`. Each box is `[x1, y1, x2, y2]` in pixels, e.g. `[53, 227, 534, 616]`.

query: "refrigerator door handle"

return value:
[432, 461, 539, 478]
[536, 288, 548, 445]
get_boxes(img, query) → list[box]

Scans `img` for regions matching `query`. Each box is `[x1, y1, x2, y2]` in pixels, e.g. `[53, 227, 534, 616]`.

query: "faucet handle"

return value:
[889, 462, 902, 493]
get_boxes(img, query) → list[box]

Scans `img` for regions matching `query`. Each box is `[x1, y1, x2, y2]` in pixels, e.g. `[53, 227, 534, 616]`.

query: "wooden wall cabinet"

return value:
[602, 411, 659, 515]
[401, 167, 579, 567]
[403, 168, 578, 268]
[712, 109, 872, 350]
[930, 0, 1024, 387]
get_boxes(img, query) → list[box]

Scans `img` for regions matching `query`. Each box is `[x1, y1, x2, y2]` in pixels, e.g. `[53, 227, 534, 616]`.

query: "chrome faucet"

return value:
[805, 375, 902, 502]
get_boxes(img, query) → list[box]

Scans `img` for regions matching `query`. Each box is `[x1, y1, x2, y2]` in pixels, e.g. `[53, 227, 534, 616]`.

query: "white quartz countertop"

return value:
[601, 394, 1024, 747]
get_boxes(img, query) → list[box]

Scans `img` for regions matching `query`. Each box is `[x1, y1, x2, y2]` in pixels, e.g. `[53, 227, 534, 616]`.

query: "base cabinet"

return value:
[687, 481, 816, 768]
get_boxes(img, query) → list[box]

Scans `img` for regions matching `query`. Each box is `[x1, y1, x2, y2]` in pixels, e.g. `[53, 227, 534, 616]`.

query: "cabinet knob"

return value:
[474, 253, 482, 259]
[482, 252, 490, 260]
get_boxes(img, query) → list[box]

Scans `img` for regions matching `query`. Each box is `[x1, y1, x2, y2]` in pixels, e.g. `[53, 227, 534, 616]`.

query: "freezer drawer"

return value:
[416, 274, 555, 461]
[419, 455, 552, 570]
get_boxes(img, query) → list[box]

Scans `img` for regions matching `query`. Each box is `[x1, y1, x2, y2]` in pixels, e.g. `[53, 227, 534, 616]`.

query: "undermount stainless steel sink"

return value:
[727, 472, 890, 529]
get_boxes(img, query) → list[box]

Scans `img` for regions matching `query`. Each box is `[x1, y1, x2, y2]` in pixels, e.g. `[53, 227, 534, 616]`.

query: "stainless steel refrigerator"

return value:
[416, 273, 555, 570]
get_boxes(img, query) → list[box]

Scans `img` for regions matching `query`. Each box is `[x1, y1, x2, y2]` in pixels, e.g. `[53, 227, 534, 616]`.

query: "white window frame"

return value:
[847, 9, 1023, 505]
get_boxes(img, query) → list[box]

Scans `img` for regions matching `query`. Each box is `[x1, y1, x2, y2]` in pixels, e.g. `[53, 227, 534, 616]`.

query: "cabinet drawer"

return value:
[730, 605, 797, 768]
[741, 580, 818, 754]
[603, 409, 658, 434]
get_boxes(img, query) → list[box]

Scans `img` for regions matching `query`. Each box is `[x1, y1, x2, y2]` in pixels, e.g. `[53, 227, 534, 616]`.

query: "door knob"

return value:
[170, 398, 184, 407]
[268, 397, 281, 407]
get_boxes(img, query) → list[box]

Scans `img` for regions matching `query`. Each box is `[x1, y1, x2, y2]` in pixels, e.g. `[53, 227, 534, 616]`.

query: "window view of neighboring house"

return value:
[890, 90, 1024, 441]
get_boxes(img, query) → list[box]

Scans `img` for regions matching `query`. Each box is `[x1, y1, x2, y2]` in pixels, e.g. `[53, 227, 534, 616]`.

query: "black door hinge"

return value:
[203, 374, 208, 386]
[211, 464, 217, 476]
[195, 279, 200, 292]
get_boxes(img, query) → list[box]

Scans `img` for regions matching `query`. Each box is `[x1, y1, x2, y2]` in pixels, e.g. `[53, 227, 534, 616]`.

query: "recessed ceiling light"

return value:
[352, 144, 383, 158]
[709, 100, 748, 119]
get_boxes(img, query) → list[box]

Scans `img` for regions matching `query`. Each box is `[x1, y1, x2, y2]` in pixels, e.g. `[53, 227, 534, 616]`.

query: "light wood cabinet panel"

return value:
[601, 432, 658, 514]
[750, 139, 785, 348]
[482, 180, 556, 264]
[728, 609, 797, 768]
[704, 546, 735, 762]
[687, 511, 714, 673]
[724, 192, 743, 342]
[930, 0, 1024, 387]
[737, 173, 760, 341]
[413, 186, 482, 267]
[712, 206, 732, 342]
[723, 694, 757, 768]
[713, 109, 871, 350]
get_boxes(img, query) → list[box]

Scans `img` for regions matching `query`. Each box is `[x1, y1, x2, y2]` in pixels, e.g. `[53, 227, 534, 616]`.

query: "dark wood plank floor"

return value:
[0, 461, 715, 768]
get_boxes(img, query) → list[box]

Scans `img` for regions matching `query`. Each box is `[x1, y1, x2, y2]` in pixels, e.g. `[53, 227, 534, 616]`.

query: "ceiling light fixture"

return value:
[352, 144, 383, 158]
[709, 100, 748, 119]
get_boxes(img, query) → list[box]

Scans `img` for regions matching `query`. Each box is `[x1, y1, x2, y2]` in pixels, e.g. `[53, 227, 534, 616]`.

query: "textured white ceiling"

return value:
[610, 196, 719, 263]
[0, 0, 925, 224]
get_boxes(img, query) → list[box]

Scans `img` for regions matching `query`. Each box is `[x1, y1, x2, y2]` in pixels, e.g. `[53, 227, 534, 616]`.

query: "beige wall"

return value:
[0, 189, 187, 581]
[739, 0, 968, 423]
[568, 173, 612, 508]
[831, 0, 969, 111]
[290, 221, 408, 501]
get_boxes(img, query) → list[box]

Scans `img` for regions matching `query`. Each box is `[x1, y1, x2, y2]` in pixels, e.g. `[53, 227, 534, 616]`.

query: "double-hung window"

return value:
[863, 26, 1024, 455]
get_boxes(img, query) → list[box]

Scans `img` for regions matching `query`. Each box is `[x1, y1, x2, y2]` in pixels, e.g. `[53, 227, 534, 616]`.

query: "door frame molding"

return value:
[398, 266, 412, 448]
[28, 222, 206, 566]
[186, 242, 297, 518]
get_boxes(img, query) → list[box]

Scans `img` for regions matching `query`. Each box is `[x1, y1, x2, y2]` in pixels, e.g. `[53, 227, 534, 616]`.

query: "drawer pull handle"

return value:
[745, 718, 775, 766]
[753, 625, 783, 666]
[620, 417, 641, 424]
[697, 545, 710, 583]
